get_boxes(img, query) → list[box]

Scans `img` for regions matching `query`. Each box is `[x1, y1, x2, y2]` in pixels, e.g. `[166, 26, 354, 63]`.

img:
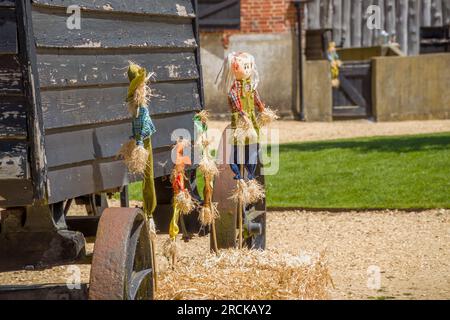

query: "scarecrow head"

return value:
[216, 52, 260, 93]
[328, 41, 337, 53]
[126, 61, 152, 117]
[173, 139, 191, 173]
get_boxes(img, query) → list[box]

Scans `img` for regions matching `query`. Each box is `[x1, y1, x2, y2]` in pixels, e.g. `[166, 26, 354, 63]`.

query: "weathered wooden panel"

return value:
[431, 0, 443, 26]
[351, 0, 362, 47]
[332, 0, 342, 44]
[41, 81, 201, 129]
[0, 98, 27, 138]
[444, 0, 450, 25]
[307, 0, 447, 55]
[320, 0, 333, 29]
[45, 112, 195, 168]
[0, 180, 34, 207]
[37, 52, 199, 88]
[32, 9, 197, 49]
[409, 0, 422, 55]
[0, 55, 22, 94]
[0, 141, 28, 179]
[397, 0, 409, 53]
[307, 0, 321, 29]
[32, 0, 194, 17]
[198, 0, 240, 29]
[47, 148, 176, 203]
[342, 0, 352, 47]
[0, 8, 18, 54]
[362, 0, 373, 47]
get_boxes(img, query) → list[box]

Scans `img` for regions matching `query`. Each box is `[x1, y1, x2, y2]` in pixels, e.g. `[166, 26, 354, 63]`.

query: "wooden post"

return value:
[431, 0, 443, 26]
[396, 0, 409, 54]
[307, 0, 321, 29]
[332, 0, 342, 45]
[362, 0, 373, 47]
[321, 0, 333, 29]
[443, 0, 450, 25]
[374, 0, 385, 45]
[385, 0, 397, 40]
[238, 164, 244, 249]
[422, 0, 432, 26]
[351, 0, 363, 47]
[211, 218, 218, 253]
[342, 0, 352, 47]
[408, 0, 421, 55]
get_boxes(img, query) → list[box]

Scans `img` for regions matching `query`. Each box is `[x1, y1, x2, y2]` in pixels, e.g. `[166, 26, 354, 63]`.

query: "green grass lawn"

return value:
[124, 132, 450, 209]
[266, 132, 450, 209]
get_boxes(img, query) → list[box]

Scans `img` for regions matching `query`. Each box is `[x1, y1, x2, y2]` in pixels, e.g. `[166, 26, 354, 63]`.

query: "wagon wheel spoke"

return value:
[128, 269, 153, 300]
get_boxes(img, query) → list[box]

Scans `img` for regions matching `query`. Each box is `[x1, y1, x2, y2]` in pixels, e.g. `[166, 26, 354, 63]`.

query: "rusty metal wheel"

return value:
[89, 208, 154, 300]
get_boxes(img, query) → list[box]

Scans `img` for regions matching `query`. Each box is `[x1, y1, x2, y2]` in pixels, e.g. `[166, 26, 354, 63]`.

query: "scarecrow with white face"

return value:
[216, 52, 278, 205]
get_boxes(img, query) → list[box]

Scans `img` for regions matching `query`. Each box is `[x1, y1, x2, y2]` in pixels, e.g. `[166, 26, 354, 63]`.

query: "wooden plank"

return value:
[443, 0, 450, 25]
[422, 0, 432, 26]
[332, 0, 342, 44]
[362, 0, 373, 47]
[320, 0, 333, 29]
[0, 55, 22, 94]
[0, 8, 18, 54]
[431, 0, 443, 26]
[396, 0, 409, 54]
[351, 0, 363, 47]
[339, 76, 367, 109]
[45, 112, 195, 168]
[0, 98, 27, 138]
[32, 9, 197, 49]
[307, 0, 321, 29]
[37, 52, 199, 88]
[408, 0, 422, 55]
[385, 0, 397, 38]
[342, 0, 352, 47]
[0, 140, 28, 179]
[32, 0, 195, 17]
[374, 0, 385, 45]
[0, 179, 34, 207]
[47, 148, 176, 203]
[41, 81, 201, 129]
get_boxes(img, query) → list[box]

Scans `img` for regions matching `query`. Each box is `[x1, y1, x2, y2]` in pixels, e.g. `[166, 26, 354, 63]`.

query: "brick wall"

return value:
[240, 0, 297, 33]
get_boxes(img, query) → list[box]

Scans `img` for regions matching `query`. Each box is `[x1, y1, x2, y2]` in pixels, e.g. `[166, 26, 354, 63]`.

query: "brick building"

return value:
[199, 0, 302, 118]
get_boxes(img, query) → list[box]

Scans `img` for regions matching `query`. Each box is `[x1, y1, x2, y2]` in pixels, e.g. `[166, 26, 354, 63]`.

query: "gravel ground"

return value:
[1, 209, 449, 300]
[209, 119, 450, 144]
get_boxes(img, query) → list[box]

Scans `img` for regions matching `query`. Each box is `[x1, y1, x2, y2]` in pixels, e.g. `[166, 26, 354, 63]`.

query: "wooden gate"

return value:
[332, 61, 372, 119]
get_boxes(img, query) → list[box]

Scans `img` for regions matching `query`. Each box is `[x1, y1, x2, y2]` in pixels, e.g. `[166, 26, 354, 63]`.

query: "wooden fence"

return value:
[305, 0, 450, 55]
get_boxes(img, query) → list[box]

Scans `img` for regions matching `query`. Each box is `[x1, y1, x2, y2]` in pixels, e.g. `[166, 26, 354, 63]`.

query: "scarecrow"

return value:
[118, 61, 157, 221]
[327, 41, 342, 88]
[164, 138, 196, 266]
[194, 110, 220, 252]
[216, 52, 278, 247]
[216, 52, 277, 205]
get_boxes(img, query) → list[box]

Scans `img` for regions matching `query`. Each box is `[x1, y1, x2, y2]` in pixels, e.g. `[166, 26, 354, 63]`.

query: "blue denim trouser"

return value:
[230, 144, 259, 180]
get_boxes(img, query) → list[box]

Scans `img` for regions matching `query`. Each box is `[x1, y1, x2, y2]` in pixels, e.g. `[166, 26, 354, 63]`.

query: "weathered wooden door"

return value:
[332, 61, 372, 118]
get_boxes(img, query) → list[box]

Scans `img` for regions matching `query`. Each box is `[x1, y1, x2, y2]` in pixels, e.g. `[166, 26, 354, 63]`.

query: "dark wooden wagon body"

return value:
[0, 0, 204, 279]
